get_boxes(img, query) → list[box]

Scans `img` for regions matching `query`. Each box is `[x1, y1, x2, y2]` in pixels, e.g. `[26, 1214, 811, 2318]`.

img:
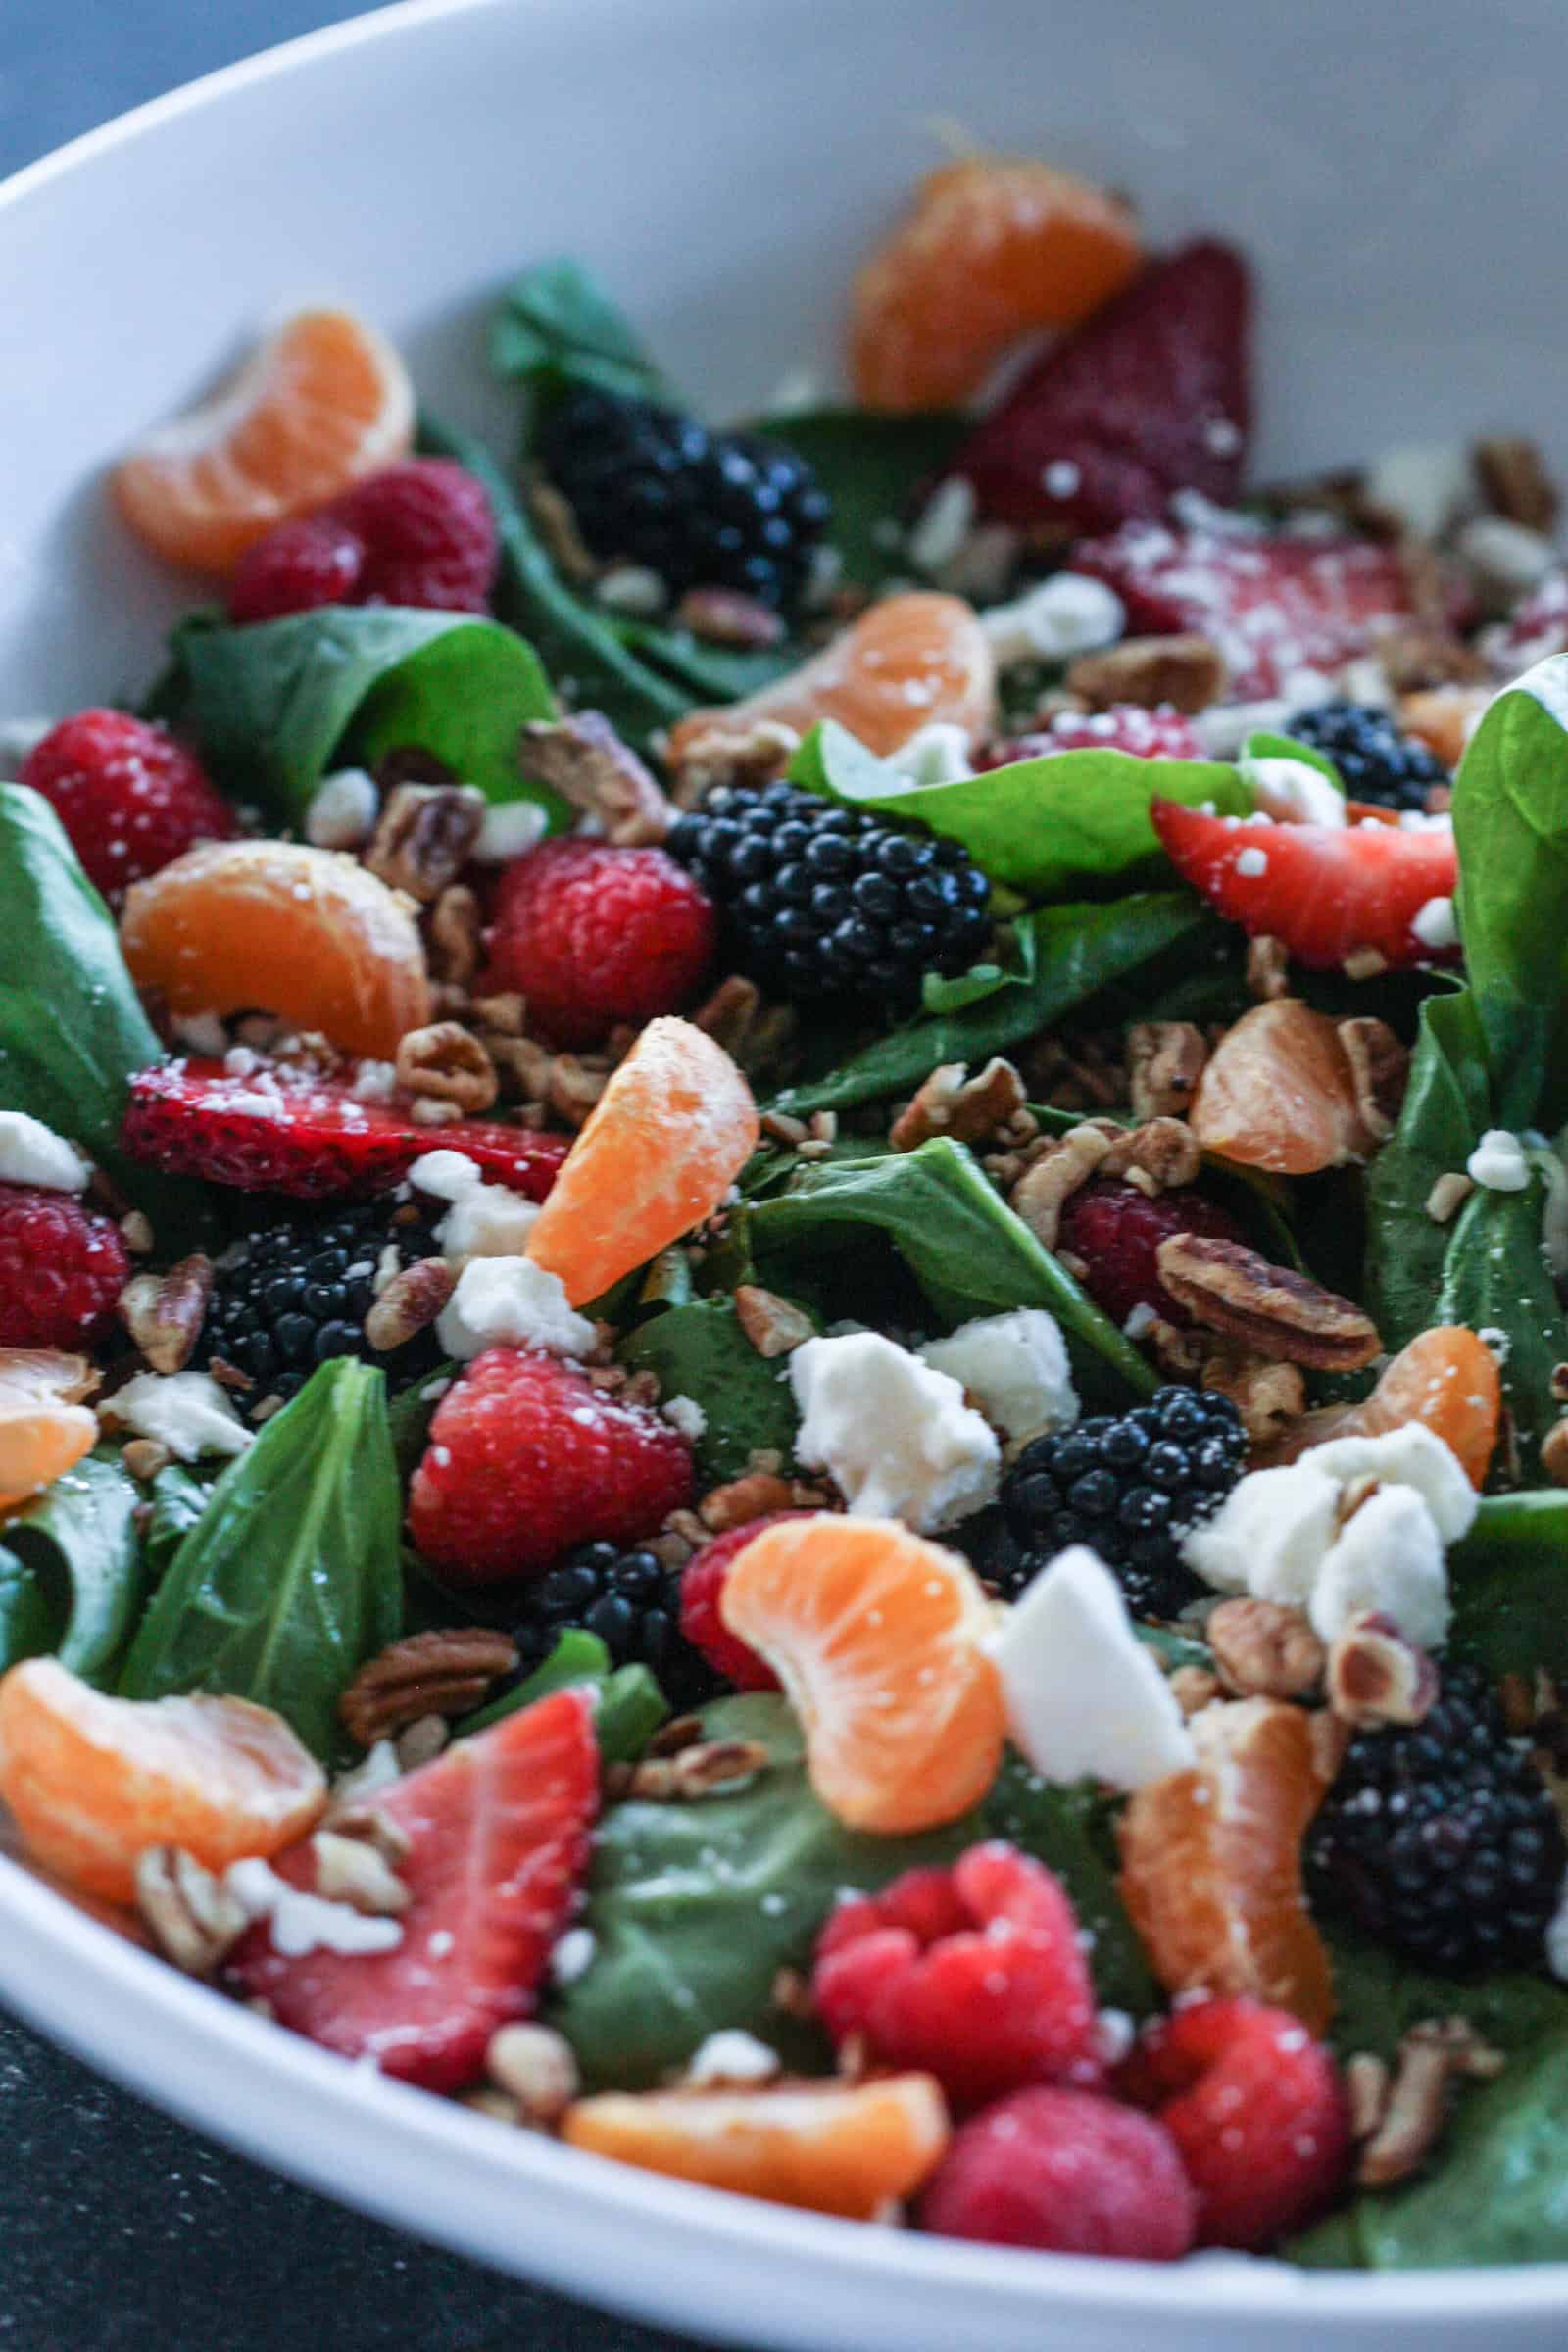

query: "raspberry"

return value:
[1056, 1177, 1248, 1331]
[21, 710, 237, 905]
[0, 1184, 130, 1351]
[977, 704, 1202, 766]
[407, 1348, 695, 1584]
[919, 2084, 1197, 2259]
[679, 1515, 813, 1691]
[1119, 1997, 1350, 2249]
[227, 459, 498, 622]
[811, 1841, 1098, 2107]
[482, 839, 717, 1050]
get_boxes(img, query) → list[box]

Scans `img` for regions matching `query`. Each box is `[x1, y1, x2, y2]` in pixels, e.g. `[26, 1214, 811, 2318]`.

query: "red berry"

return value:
[227, 1688, 598, 2091]
[977, 703, 1201, 767]
[1119, 1996, 1351, 2250]
[122, 1058, 569, 1200]
[919, 2083, 1198, 2260]
[679, 1513, 817, 1692]
[1490, 566, 1568, 669]
[21, 710, 237, 905]
[1057, 1177, 1247, 1331]
[482, 839, 717, 1050]
[0, 1184, 130, 1350]
[408, 1348, 695, 1584]
[227, 514, 362, 623]
[226, 459, 498, 622]
[812, 1841, 1098, 2108]
[946, 241, 1251, 535]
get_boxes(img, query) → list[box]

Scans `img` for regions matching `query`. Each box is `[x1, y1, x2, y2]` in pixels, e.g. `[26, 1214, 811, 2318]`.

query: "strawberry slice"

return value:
[1073, 516, 1416, 700]
[946, 241, 1251, 534]
[122, 1060, 569, 1200]
[1487, 567, 1568, 671]
[226, 1688, 599, 2090]
[1151, 799, 1457, 970]
[976, 704, 1201, 767]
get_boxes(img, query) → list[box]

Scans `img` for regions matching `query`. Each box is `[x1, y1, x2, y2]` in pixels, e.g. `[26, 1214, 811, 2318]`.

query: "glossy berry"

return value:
[21, 710, 237, 906]
[977, 703, 1201, 767]
[1002, 1385, 1246, 1621]
[535, 387, 829, 612]
[665, 780, 992, 1007]
[1119, 1998, 1350, 2250]
[509, 1539, 717, 1711]
[812, 1841, 1098, 2108]
[1287, 700, 1449, 813]
[919, 2084, 1197, 2260]
[200, 1197, 441, 1404]
[1306, 1663, 1566, 1973]
[0, 1184, 130, 1351]
[482, 839, 717, 1050]
[227, 459, 498, 621]
[408, 1348, 695, 1585]
[1056, 1177, 1248, 1330]
[679, 1515, 813, 1692]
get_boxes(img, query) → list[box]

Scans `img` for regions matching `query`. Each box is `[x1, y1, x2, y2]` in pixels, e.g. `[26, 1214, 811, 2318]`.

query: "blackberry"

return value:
[1287, 700, 1449, 812]
[535, 386, 830, 612]
[510, 1541, 718, 1711]
[1306, 1663, 1566, 1974]
[1000, 1386, 1247, 1621]
[201, 1200, 441, 1405]
[664, 780, 993, 1006]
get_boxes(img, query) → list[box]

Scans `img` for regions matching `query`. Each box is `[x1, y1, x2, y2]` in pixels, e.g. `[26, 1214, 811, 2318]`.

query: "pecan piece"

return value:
[1245, 935, 1290, 1002]
[690, 974, 797, 1082]
[734, 1285, 815, 1359]
[117, 1252, 215, 1375]
[1099, 1115, 1201, 1192]
[697, 1471, 801, 1532]
[607, 1738, 772, 1801]
[666, 717, 799, 808]
[1126, 1022, 1208, 1120]
[427, 884, 483, 987]
[1355, 2020, 1506, 2189]
[1337, 1017, 1410, 1143]
[135, 1845, 249, 1978]
[395, 1021, 498, 1113]
[311, 1828, 411, 1916]
[339, 1629, 519, 1746]
[889, 1058, 1026, 1152]
[1327, 1610, 1440, 1728]
[1542, 1418, 1568, 1488]
[674, 588, 786, 649]
[365, 783, 486, 903]
[1372, 623, 1490, 696]
[1474, 434, 1559, 532]
[1064, 633, 1226, 714]
[486, 2023, 580, 2124]
[1154, 1235, 1382, 1370]
[1207, 1598, 1326, 1700]
[363, 1257, 455, 1351]
[517, 712, 675, 847]
[1008, 1122, 1121, 1250]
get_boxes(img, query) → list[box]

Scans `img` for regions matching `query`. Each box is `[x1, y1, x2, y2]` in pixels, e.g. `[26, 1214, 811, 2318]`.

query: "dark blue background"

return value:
[0, 9, 714, 2347]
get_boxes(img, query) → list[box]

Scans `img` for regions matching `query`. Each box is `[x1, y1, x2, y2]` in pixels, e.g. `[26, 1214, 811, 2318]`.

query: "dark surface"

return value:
[0, 11, 713, 2349]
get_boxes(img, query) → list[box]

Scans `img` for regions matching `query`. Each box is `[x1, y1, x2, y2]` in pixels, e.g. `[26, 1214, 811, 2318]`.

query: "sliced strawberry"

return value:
[226, 1688, 599, 2091]
[1152, 799, 1457, 970]
[946, 241, 1251, 534]
[976, 704, 1201, 767]
[1487, 566, 1568, 671]
[122, 1059, 569, 1200]
[1074, 516, 1416, 699]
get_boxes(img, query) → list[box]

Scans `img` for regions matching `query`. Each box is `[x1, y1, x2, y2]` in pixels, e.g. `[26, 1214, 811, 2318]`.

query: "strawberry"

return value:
[1151, 799, 1457, 970]
[122, 1059, 569, 1200]
[678, 1514, 814, 1692]
[21, 710, 237, 906]
[976, 704, 1201, 767]
[226, 1689, 598, 2091]
[945, 241, 1251, 535]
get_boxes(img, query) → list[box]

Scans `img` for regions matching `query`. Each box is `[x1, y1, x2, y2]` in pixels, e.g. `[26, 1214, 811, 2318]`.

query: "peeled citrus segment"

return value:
[113, 308, 415, 574]
[0, 1349, 99, 1514]
[120, 840, 431, 1060]
[1118, 1695, 1335, 2036]
[1263, 1325, 1501, 1489]
[1189, 999, 1373, 1175]
[525, 1016, 759, 1307]
[0, 1657, 326, 1903]
[718, 1515, 1005, 1835]
[849, 157, 1142, 413]
[1399, 685, 1494, 770]
[665, 593, 996, 767]
[563, 2074, 951, 2218]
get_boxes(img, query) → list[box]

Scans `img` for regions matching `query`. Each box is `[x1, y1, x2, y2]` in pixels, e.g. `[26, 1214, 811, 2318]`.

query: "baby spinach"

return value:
[490, 258, 676, 413]
[617, 1296, 802, 1485]
[1437, 1177, 1568, 1468]
[120, 1358, 403, 1759]
[984, 1754, 1154, 2016]
[1240, 727, 1343, 788]
[457, 1629, 612, 1738]
[757, 408, 965, 589]
[142, 1463, 213, 1588]
[1448, 1493, 1568, 1680]
[1363, 989, 1490, 1349]
[0, 1449, 145, 1686]
[1323, 1919, 1568, 2068]
[595, 1664, 671, 1765]
[386, 1362, 459, 1483]
[0, 1554, 53, 1674]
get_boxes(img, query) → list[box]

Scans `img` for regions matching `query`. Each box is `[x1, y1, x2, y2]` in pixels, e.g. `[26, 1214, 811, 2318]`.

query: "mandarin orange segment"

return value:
[665, 593, 996, 768]
[718, 1516, 1005, 1835]
[1266, 1326, 1502, 1489]
[1117, 1696, 1336, 2036]
[113, 308, 415, 574]
[849, 157, 1142, 413]
[120, 839, 431, 1060]
[525, 1016, 759, 1307]
[563, 2074, 951, 2218]
[0, 1350, 99, 1515]
[1188, 999, 1373, 1175]
[1399, 686, 1494, 771]
[0, 1657, 326, 1903]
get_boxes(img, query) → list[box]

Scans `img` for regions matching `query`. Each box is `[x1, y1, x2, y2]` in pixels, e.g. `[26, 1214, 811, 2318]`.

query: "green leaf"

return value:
[142, 1464, 213, 1587]
[617, 1297, 802, 1484]
[1448, 1492, 1568, 1679]
[1323, 1919, 1568, 2067]
[0, 1449, 144, 1685]
[387, 1362, 458, 1483]
[595, 1664, 671, 1764]
[1436, 1175, 1568, 1471]
[489, 258, 675, 409]
[120, 1359, 403, 1759]
[792, 720, 1251, 898]
[606, 614, 798, 708]
[456, 1628, 612, 1737]
[982, 1755, 1155, 2014]
[748, 1138, 1156, 1404]
[1363, 989, 1491, 1350]
[1240, 729, 1344, 789]
[0, 1551, 54, 1673]
[757, 408, 966, 589]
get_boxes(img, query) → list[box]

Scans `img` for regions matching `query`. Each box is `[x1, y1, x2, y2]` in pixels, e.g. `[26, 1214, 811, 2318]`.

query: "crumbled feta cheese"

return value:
[1234, 846, 1269, 877]
[595, 564, 669, 616]
[406, 1149, 485, 1202]
[0, 716, 54, 780]
[170, 1010, 231, 1057]
[223, 1044, 262, 1079]
[1456, 514, 1557, 595]
[886, 722, 975, 787]
[1362, 443, 1476, 543]
[1123, 1302, 1158, 1340]
[0, 1111, 89, 1193]
[1466, 1128, 1530, 1192]
[349, 1059, 399, 1103]
[1306, 1424, 1477, 1544]
[918, 1310, 1077, 1442]
[1183, 1461, 1344, 1609]
[328, 1740, 402, 1809]
[1307, 1483, 1449, 1648]
[437, 1182, 541, 1265]
[685, 2030, 781, 2086]
[1043, 458, 1083, 498]
[100, 1370, 254, 1460]
[1191, 698, 1291, 759]
[551, 1926, 597, 1985]
[979, 573, 1124, 668]
[789, 1331, 1000, 1532]
[906, 476, 977, 573]
[988, 1546, 1195, 1790]
[1241, 754, 1347, 829]
[1338, 655, 1396, 709]
[436, 1255, 595, 1361]
[472, 799, 550, 864]
[304, 767, 379, 849]
[1410, 895, 1458, 952]
[225, 1858, 403, 1957]
[662, 1395, 708, 1442]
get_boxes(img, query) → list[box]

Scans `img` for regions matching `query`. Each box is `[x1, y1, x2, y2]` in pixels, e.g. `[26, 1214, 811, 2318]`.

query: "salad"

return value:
[3, 149, 1568, 2273]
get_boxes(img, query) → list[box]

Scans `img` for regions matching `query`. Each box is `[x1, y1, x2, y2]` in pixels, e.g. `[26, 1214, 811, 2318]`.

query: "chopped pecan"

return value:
[339, 1629, 519, 1746]
[698, 1471, 801, 1533]
[1356, 2020, 1506, 2189]
[1337, 1017, 1410, 1142]
[1099, 1116, 1201, 1192]
[1474, 434, 1559, 532]
[1064, 632, 1227, 714]
[545, 1052, 610, 1127]
[666, 716, 799, 808]
[1542, 1418, 1568, 1488]
[1327, 1610, 1440, 1728]
[395, 1713, 449, 1770]
[135, 1845, 249, 1978]
[607, 1738, 772, 1801]
[1425, 1171, 1473, 1224]
[395, 1021, 498, 1113]
[1017, 1027, 1130, 1112]
[363, 1257, 455, 1352]
[486, 2023, 579, 2123]
[117, 1252, 214, 1375]
[691, 974, 798, 1081]
[122, 1437, 172, 1482]
[120, 1210, 155, 1256]
[470, 990, 527, 1037]
[1245, 935, 1290, 1002]
[365, 783, 486, 903]
[1153, 1235, 1382, 1370]
[1168, 1665, 1223, 1718]
[889, 1058, 1026, 1152]
[522, 471, 600, 582]
[674, 588, 786, 649]
[1126, 1022, 1208, 1120]
[1009, 1122, 1122, 1249]
[517, 711, 675, 847]
[321, 1800, 411, 1864]
[427, 884, 483, 988]
[1372, 623, 1490, 696]
[734, 1285, 815, 1359]
[1207, 1598, 1326, 1700]
[311, 1828, 411, 1916]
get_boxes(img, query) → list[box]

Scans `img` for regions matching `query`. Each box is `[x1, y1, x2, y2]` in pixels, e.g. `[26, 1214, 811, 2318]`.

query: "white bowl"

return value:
[2, 2, 1567, 2342]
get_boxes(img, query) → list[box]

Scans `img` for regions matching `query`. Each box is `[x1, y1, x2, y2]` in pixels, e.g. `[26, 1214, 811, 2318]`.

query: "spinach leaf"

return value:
[1448, 1492, 1568, 1679]
[490, 258, 675, 411]
[1240, 729, 1344, 788]
[595, 1664, 671, 1764]
[1323, 1919, 1568, 2067]
[792, 720, 1250, 899]
[617, 1297, 803, 1484]
[748, 1138, 1156, 1404]
[1363, 990, 1491, 1350]
[757, 409, 966, 589]
[0, 1552, 53, 1673]
[142, 1464, 213, 1587]
[457, 1629, 612, 1737]
[120, 1358, 403, 1759]
[983, 1755, 1154, 2014]
[387, 1362, 458, 1483]
[605, 613, 798, 707]
[0, 1449, 144, 1685]
[1436, 1176, 1568, 1469]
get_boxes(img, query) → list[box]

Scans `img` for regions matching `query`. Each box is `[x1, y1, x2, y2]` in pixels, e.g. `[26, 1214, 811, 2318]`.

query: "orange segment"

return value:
[1189, 999, 1374, 1175]
[120, 840, 431, 1060]
[525, 1016, 759, 1307]
[718, 1516, 1005, 1835]
[1262, 1326, 1501, 1489]
[0, 1350, 99, 1515]
[1118, 1696, 1336, 2036]
[1399, 686, 1494, 771]
[563, 2075, 951, 2219]
[113, 308, 415, 574]
[665, 593, 996, 767]
[850, 157, 1142, 413]
[0, 1657, 326, 1903]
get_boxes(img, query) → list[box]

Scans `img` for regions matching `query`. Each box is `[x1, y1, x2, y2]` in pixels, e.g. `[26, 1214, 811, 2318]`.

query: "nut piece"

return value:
[365, 782, 487, 903]
[1474, 435, 1559, 532]
[665, 717, 799, 808]
[1541, 1417, 1568, 1488]
[1425, 1171, 1473, 1225]
[1099, 1115, 1201, 1192]
[486, 2023, 580, 2125]
[690, 974, 797, 1083]
[1008, 1122, 1121, 1250]
[674, 588, 787, 649]
[1126, 1022, 1209, 1120]
[364, 1256, 456, 1352]
[1154, 1235, 1383, 1370]
[428, 884, 483, 988]
[890, 1058, 1026, 1153]
[1245, 935, 1290, 1002]
[1355, 2019, 1506, 2189]
[1337, 1017, 1410, 1143]
[1327, 1609, 1440, 1728]
[395, 1022, 499, 1113]
[1063, 632, 1227, 714]
[134, 1845, 249, 1978]
[339, 1629, 520, 1746]
[117, 1252, 215, 1376]
[311, 1828, 411, 1916]
[1168, 1665, 1223, 1718]
[697, 1471, 801, 1533]
[1372, 624, 1490, 696]
[321, 1801, 412, 1865]
[733, 1285, 815, 1359]
[1207, 1598, 1326, 1700]
[607, 1738, 772, 1802]
[517, 711, 675, 847]
[121, 1437, 172, 1481]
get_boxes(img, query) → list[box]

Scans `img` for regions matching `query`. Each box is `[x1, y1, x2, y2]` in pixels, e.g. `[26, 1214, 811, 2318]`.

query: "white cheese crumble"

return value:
[906, 476, 977, 573]
[436, 1255, 596, 1361]
[100, 1370, 254, 1461]
[979, 573, 1124, 668]
[662, 1395, 708, 1442]
[304, 767, 379, 850]
[349, 1059, 399, 1103]
[551, 1926, 597, 1985]
[437, 1183, 541, 1266]
[1456, 514, 1556, 595]
[886, 722, 975, 788]
[789, 1331, 1000, 1533]
[918, 1309, 1077, 1442]
[685, 2030, 781, 2085]
[1361, 443, 1476, 543]
[1241, 754, 1347, 830]
[472, 800, 551, 864]
[595, 564, 669, 615]
[1466, 1128, 1530, 1192]
[0, 1110, 89, 1193]
[170, 1011, 231, 1058]
[1191, 698, 1291, 759]
[1307, 1425, 1478, 1544]
[1410, 895, 1458, 952]
[225, 1857, 403, 1958]
[1234, 846, 1269, 878]
[1307, 1484, 1448, 1649]
[987, 1546, 1195, 1790]
[406, 1149, 485, 1201]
